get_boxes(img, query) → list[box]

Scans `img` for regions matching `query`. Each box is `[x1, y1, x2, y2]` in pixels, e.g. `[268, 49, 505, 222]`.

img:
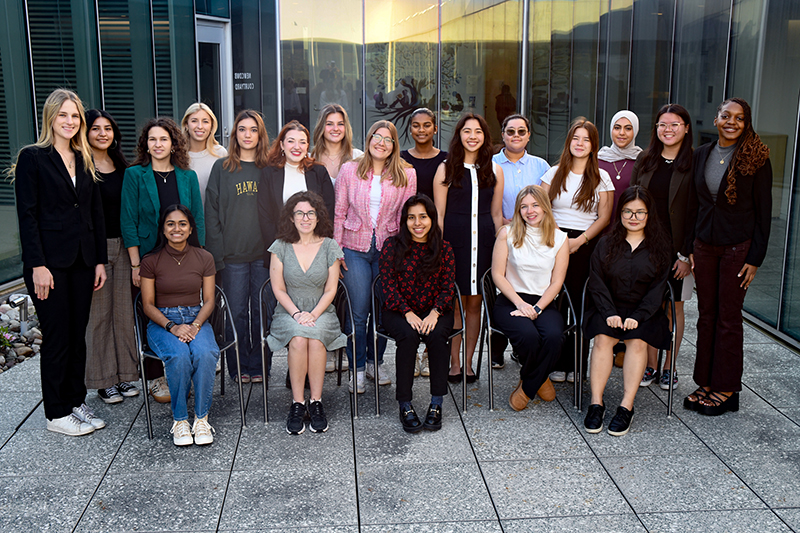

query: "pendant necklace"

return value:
[170, 251, 188, 266]
[611, 160, 628, 180]
[154, 169, 170, 183]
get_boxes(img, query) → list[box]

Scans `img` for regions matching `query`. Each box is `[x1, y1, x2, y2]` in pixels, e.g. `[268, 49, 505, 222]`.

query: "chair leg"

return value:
[261, 340, 268, 424]
[575, 329, 582, 412]
[487, 329, 494, 411]
[140, 358, 154, 439]
[373, 332, 380, 417]
[232, 342, 246, 429]
[475, 317, 485, 380]
[667, 334, 677, 418]
[461, 329, 467, 413]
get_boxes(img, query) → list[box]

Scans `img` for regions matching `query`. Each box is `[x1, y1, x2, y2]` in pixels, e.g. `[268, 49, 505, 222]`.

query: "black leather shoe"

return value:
[400, 405, 423, 433]
[423, 404, 442, 431]
[584, 404, 605, 433]
[447, 371, 463, 384]
[608, 405, 634, 436]
[466, 371, 478, 384]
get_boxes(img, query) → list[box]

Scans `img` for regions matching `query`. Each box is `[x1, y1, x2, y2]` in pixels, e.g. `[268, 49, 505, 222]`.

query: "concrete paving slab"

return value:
[724, 451, 800, 508]
[502, 514, 646, 532]
[0, 355, 41, 393]
[0, 391, 41, 443]
[601, 452, 765, 513]
[742, 344, 800, 375]
[481, 458, 629, 519]
[361, 522, 502, 532]
[639, 509, 793, 533]
[357, 462, 495, 525]
[220, 528, 357, 532]
[774, 508, 800, 531]
[75, 471, 229, 532]
[743, 372, 800, 409]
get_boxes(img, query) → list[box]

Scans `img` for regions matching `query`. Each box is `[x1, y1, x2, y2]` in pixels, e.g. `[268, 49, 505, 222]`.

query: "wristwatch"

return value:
[533, 305, 542, 315]
[165, 321, 176, 332]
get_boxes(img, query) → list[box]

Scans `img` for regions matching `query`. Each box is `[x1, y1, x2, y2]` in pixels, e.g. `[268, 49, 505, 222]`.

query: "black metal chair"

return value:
[476, 268, 578, 410]
[578, 279, 678, 416]
[134, 285, 245, 439]
[259, 278, 357, 421]
[371, 274, 467, 415]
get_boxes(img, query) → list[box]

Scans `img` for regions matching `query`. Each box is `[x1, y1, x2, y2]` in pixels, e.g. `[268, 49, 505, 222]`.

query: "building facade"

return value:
[1, 0, 799, 344]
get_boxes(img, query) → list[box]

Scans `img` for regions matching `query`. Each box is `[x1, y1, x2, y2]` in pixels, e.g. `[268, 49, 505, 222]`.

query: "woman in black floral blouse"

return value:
[379, 194, 456, 433]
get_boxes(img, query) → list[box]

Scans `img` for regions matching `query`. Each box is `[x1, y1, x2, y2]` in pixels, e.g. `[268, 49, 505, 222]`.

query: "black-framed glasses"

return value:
[504, 128, 528, 137]
[293, 210, 317, 220]
[621, 209, 648, 220]
[371, 133, 395, 145]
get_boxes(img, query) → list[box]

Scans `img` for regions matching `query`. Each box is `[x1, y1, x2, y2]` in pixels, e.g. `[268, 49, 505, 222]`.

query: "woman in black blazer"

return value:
[258, 120, 335, 261]
[13, 88, 108, 436]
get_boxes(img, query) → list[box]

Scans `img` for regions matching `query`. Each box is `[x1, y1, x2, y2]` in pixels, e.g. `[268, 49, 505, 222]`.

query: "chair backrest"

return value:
[207, 285, 229, 347]
[333, 279, 354, 335]
[481, 269, 499, 315]
[133, 292, 153, 356]
[259, 279, 277, 337]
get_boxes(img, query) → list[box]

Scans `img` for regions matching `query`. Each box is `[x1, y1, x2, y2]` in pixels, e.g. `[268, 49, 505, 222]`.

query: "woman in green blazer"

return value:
[121, 117, 205, 289]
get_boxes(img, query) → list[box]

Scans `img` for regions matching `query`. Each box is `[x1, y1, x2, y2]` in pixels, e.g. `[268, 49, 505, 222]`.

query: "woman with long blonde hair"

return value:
[13, 88, 108, 436]
[181, 103, 228, 203]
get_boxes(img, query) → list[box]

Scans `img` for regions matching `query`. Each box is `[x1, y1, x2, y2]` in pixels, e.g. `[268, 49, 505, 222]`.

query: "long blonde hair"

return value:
[357, 120, 411, 187]
[181, 102, 225, 156]
[9, 88, 96, 179]
[509, 185, 556, 248]
[311, 104, 356, 164]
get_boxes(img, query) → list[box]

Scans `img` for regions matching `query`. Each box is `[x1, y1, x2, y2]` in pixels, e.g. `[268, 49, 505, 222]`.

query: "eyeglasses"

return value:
[504, 128, 528, 137]
[655, 122, 684, 131]
[293, 210, 317, 220]
[621, 209, 648, 220]
[371, 133, 395, 145]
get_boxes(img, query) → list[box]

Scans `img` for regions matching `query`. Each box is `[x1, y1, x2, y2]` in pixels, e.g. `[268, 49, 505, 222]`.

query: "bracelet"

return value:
[292, 311, 302, 318]
[192, 322, 201, 330]
[131, 264, 140, 270]
[582, 232, 589, 244]
[676, 253, 690, 264]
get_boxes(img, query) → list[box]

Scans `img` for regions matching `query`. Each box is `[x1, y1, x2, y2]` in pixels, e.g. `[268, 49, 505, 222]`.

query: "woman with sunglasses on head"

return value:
[540, 117, 613, 384]
[181, 103, 227, 204]
[683, 97, 771, 416]
[83, 109, 139, 405]
[630, 104, 694, 390]
[433, 113, 504, 384]
[13, 89, 107, 436]
[205, 110, 270, 385]
[583, 186, 672, 436]
[269, 191, 345, 435]
[334, 120, 417, 393]
[379, 195, 455, 433]
[311, 103, 363, 185]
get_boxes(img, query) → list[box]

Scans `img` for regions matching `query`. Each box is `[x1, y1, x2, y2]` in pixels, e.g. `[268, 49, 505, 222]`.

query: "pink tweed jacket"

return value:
[333, 161, 417, 252]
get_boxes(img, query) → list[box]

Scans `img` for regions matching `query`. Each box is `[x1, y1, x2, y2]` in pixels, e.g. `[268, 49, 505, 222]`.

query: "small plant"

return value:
[0, 326, 15, 349]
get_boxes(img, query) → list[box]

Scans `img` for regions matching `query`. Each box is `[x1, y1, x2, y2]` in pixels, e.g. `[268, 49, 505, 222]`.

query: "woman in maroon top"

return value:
[379, 195, 456, 433]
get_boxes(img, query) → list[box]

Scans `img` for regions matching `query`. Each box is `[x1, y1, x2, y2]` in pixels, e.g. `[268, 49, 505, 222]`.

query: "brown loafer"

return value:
[509, 380, 531, 411]
[536, 378, 556, 402]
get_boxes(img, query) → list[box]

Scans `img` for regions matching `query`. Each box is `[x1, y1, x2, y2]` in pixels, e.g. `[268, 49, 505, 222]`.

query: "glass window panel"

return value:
[527, 1, 553, 160]
[231, 0, 264, 124]
[195, 0, 229, 18]
[598, 0, 633, 148]
[546, 1, 573, 160]
[571, 0, 601, 130]
[152, 0, 175, 118]
[365, 1, 438, 152]
[782, 110, 800, 340]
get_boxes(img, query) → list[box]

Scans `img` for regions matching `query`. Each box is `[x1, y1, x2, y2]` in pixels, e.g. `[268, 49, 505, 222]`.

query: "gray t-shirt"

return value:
[705, 142, 737, 203]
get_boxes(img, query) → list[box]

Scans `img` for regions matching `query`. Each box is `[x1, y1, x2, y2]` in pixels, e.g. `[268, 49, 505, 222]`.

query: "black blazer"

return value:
[257, 163, 335, 262]
[15, 145, 107, 270]
[685, 142, 772, 266]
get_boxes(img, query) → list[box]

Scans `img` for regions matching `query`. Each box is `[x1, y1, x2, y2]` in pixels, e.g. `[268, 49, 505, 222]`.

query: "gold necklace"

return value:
[169, 251, 188, 266]
[154, 169, 172, 183]
[611, 160, 628, 180]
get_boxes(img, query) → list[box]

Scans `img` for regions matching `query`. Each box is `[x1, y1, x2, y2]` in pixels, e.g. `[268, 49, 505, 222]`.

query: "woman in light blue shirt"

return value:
[493, 114, 551, 224]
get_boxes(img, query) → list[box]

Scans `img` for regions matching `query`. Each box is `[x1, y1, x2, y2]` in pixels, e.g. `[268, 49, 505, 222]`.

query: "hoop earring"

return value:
[110, 139, 118, 150]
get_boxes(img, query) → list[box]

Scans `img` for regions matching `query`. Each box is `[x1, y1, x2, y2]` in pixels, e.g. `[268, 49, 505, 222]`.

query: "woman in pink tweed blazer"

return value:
[334, 120, 417, 393]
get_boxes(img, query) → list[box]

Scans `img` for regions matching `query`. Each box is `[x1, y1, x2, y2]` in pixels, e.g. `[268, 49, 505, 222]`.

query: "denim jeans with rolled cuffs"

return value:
[222, 259, 270, 378]
[147, 305, 220, 421]
[342, 233, 387, 371]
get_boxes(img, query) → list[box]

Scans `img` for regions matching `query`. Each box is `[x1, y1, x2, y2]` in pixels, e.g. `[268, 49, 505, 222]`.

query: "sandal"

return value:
[697, 391, 739, 416]
[683, 387, 709, 411]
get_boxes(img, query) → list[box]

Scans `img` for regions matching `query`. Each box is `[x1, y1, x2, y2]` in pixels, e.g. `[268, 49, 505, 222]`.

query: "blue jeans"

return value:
[222, 260, 270, 377]
[147, 306, 220, 421]
[342, 235, 386, 370]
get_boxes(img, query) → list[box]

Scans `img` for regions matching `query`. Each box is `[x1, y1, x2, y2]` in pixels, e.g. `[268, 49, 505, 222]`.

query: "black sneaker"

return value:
[423, 404, 442, 431]
[286, 402, 307, 435]
[307, 400, 329, 433]
[98, 386, 123, 404]
[607, 405, 634, 436]
[115, 381, 140, 397]
[583, 404, 605, 433]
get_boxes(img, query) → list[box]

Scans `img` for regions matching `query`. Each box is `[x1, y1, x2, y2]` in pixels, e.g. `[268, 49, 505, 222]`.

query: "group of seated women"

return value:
[15, 87, 770, 443]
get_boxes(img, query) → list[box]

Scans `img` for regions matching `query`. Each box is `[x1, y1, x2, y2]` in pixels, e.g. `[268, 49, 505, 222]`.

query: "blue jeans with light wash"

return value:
[147, 305, 220, 421]
[222, 259, 270, 378]
[342, 234, 386, 371]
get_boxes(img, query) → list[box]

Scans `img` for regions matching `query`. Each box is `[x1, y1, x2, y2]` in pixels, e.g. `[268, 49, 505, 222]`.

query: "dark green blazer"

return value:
[120, 164, 205, 256]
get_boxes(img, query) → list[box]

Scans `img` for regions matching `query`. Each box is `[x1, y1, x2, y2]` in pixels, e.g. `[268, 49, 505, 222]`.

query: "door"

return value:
[196, 19, 233, 147]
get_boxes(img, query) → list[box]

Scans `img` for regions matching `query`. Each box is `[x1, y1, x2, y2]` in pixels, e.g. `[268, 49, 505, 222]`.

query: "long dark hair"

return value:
[444, 113, 495, 189]
[133, 117, 191, 170]
[148, 204, 202, 256]
[390, 194, 444, 280]
[639, 103, 693, 174]
[547, 117, 602, 212]
[85, 109, 128, 171]
[275, 191, 334, 243]
[604, 186, 671, 271]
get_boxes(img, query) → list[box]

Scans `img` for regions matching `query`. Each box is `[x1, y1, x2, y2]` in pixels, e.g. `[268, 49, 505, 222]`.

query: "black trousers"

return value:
[381, 308, 454, 403]
[25, 258, 95, 419]
[493, 293, 564, 398]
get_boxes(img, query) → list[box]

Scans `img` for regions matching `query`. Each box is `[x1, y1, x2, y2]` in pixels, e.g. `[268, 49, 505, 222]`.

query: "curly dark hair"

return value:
[639, 103, 693, 174]
[275, 191, 334, 243]
[716, 97, 770, 205]
[604, 186, 671, 272]
[148, 204, 202, 257]
[85, 109, 129, 171]
[388, 194, 443, 281]
[132, 117, 191, 170]
[444, 113, 496, 189]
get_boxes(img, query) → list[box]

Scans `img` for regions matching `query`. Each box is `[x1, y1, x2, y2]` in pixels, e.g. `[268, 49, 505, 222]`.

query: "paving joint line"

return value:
[215, 382, 252, 532]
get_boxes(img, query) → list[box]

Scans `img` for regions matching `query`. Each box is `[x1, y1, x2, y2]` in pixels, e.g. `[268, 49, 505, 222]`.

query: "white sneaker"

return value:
[348, 371, 365, 394]
[420, 353, 430, 377]
[192, 416, 215, 445]
[72, 403, 106, 429]
[549, 371, 567, 383]
[170, 420, 193, 446]
[341, 357, 349, 371]
[326, 351, 336, 373]
[366, 363, 392, 385]
[414, 352, 421, 377]
[47, 413, 95, 436]
[566, 372, 575, 383]
[149, 376, 171, 403]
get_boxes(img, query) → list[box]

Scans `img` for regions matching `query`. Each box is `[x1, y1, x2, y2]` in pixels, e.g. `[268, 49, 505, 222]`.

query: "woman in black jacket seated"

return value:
[378, 194, 456, 433]
[583, 186, 672, 436]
